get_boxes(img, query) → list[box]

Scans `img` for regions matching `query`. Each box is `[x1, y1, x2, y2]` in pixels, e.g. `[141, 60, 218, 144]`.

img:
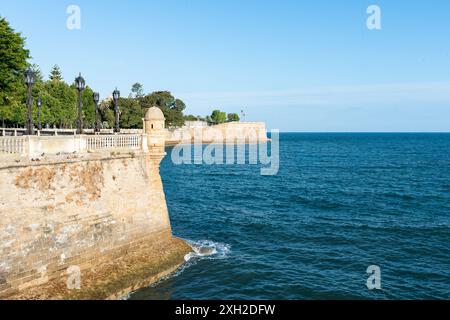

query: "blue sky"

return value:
[1, 0, 450, 131]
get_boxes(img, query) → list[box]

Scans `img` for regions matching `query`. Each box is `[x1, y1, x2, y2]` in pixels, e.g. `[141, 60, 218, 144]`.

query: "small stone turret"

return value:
[144, 106, 166, 155]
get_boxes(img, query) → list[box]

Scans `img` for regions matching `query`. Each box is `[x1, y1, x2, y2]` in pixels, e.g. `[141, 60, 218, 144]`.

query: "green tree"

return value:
[0, 17, 30, 125]
[81, 86, 96, 128]
[30, 63, 43, 83]
[1, 100, 25, 128]
[99, 99, 115, 129]
[184, 115, 198, 121]
[119, 97, 145, 129]
[0, 18, 102, 129]
[130, 82, 144, 98]
[139, 91, 186, 128]
[37, 80, 77, 128]
[227, 113, 240, 122]
[49, 64, 63, 81]
[185, 115, 206, 122]
[210, 110, 226, 125]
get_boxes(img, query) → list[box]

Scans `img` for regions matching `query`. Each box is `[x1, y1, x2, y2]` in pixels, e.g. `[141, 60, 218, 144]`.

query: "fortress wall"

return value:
[211, 122, 268, 141]
[165, 122, 269, 144]
[0, 151, 191, 299]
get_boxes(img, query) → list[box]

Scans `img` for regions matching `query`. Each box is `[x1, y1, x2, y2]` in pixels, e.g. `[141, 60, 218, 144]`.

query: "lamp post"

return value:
[24, 68, 35, 135]
[93, 92, 100, 133]
[112, 88, 120, 133]
[37, 97, 42, 131]
[75, 73, 86, 134]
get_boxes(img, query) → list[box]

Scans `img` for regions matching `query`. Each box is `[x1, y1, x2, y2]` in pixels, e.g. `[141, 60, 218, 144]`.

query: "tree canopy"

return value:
[210, 110, 227, 125]
[184, 115, 206, 122]
[49, 65, 63, 82]
[0, 16, 241, 130]
[37, 79, 77, 128]
[227, 113, 240, 122]
[0, 18, 139, 129]
[0, 17, 30, 124]
[130, 83, 144, 98]
[139, 91, 186, 128]
[30, 63, 43, 82]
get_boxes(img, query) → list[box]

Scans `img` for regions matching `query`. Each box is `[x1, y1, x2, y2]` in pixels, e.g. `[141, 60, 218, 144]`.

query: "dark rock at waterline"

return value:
[197, 247, 214, 255]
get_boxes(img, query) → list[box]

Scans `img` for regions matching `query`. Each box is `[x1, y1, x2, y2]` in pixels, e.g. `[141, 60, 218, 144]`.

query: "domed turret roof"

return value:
[145, 106, 165, 120]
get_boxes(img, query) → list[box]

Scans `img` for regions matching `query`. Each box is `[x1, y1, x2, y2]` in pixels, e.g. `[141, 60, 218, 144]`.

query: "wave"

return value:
[126, 239, 231, 296]
[184, 239, 231, 262]
[166, 239, 231, 281]
[123, 239, 231, 300]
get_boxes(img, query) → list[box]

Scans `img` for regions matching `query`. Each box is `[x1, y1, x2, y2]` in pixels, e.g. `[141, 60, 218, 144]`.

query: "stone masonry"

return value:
[0, 107, 192, 299]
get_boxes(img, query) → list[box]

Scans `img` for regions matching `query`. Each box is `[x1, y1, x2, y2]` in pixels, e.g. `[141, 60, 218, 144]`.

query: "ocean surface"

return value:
[130, 133, 450, 300]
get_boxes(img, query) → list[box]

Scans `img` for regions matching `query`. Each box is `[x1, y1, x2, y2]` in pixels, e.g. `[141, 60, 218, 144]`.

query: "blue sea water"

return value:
[130, 133, 450, 300]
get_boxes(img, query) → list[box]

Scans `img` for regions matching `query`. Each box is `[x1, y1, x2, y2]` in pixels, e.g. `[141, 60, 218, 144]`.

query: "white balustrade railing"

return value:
[0, 136, 27, 155]
[84, 135, 142, 151]
[0, 128, 143, 136]
[0, 134, 148, 159]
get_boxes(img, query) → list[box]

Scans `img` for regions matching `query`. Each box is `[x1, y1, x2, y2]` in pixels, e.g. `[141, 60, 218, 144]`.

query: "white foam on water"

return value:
[184, 239, 231, 262]
[153, 239, 230, 285]
[125, 239, 231, 298]
[168, 239, 231, 282]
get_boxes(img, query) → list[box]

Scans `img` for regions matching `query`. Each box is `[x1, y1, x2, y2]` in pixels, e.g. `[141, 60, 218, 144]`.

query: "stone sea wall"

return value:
[0, 151, 191, 299]
[165, 122, 269, 145]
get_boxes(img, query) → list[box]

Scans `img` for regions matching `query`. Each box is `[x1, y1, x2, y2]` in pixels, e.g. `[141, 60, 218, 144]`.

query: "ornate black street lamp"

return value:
[75, 73, 86, 134]
[93, 92, 100, 133]
[112, 88, 120, 133]
[37, 97, 42, 131]
[24, 68, 35, 135]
